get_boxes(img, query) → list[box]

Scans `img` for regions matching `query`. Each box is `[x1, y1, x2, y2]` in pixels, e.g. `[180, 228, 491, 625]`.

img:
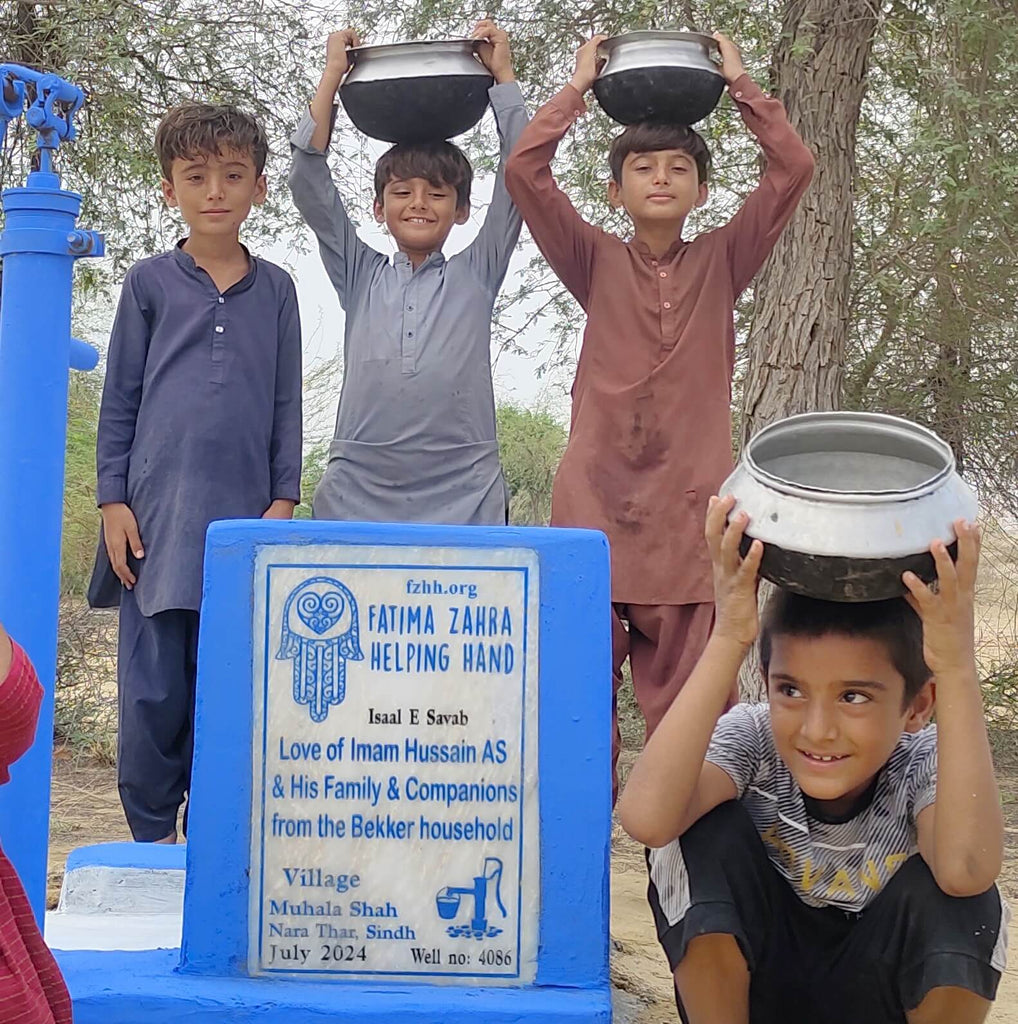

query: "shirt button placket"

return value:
[659, 266, 676, 355]
[402, 282, 418, 374]
[211, 312, 226, 383]
[658, 265, 667, 352]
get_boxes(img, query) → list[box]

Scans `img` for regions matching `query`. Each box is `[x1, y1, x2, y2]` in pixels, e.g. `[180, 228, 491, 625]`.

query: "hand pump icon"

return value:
[436, 857, 507, 939]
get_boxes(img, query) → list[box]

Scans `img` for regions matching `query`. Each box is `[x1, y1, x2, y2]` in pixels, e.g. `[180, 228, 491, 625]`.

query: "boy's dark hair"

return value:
[156, 103, 269, 179]
[759, 591, 932, 705]
[608, 122, 712, 185]
[374, 141, 473, 209]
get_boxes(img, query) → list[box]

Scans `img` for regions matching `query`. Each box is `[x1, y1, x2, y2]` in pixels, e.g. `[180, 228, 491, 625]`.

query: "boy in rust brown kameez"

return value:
[505, 33, 814, 795]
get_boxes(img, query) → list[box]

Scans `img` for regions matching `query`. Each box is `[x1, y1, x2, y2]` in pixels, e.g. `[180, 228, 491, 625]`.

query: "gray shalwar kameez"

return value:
[88, 243, 303, 839]
[289, 82, 527, 525]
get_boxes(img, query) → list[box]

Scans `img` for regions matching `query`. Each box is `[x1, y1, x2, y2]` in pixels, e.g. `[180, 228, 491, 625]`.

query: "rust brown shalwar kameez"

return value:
[505, 74, 815, 789]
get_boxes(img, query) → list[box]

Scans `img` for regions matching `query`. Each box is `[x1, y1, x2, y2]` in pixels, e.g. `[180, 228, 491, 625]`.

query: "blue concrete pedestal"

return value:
[62, 949, 611, 1022]
[55, 522, 613, 1021]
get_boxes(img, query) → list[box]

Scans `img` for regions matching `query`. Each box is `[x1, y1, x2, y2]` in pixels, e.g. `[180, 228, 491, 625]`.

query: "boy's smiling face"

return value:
[374, 176, 469, 261]
[767, 632, 934, 817]
[608, 149, 708, 227]
[162, 147, 266, 237]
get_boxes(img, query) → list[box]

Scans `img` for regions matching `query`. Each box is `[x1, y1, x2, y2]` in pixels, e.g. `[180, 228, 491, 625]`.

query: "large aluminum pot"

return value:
[593, 30, 725, 127]
[340, 39, 493, 144]
[721, 412, 978, 602]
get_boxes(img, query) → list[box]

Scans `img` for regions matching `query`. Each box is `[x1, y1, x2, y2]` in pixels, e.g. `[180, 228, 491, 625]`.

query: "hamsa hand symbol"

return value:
[277, 576, 364, 723]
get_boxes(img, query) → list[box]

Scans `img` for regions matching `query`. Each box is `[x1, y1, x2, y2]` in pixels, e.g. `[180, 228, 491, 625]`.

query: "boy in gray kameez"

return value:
[290, 21, 527, 525]
[89, 105, 303, 843]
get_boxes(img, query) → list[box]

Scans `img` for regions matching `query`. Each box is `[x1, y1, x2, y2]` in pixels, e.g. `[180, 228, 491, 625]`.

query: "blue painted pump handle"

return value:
[70, 337, 98, 371]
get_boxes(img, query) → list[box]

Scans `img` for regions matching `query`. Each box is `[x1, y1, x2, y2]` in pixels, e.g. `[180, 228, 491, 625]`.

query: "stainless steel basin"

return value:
[593, 31, 725, 127]
[340, 39, 493, 144]
[722, 412, 978, 601]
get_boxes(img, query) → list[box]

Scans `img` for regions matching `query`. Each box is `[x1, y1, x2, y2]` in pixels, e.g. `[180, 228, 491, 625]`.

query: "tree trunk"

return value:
[11, 2, 60, 70]
[927, 269, 972, 476]
[739, 0, 879, 445]
[737, 0, 879, 700]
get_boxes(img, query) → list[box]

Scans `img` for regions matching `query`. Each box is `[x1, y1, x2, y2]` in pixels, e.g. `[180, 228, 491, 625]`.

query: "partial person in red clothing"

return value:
[0, 623, 73, 1023]
[504, 33, 815, 796]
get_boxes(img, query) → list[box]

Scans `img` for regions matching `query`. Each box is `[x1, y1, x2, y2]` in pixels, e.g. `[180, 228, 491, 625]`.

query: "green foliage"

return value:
[987, 662, 1018, 765]
[0, 0, 341, 284]
[846, 0, 1018, 516]
[54, 602, 118, 765]
[62, 372, 102, 597]
[296, 439, 330, 519]
[496, 402, 567, 525]
[57, 374, 115, 763]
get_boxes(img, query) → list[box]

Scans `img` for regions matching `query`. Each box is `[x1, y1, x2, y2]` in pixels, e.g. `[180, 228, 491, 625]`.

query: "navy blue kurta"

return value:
[89, 242, 303, 616]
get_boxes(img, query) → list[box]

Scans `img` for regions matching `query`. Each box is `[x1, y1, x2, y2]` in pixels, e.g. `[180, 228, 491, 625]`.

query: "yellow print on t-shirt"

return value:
[761, 824, 909, 902]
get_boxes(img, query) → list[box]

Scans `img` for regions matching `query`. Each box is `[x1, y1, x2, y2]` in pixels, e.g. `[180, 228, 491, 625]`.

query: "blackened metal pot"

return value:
[721, 412, 978, 602]
[340, 39, 493, 144]
[593, 30, 725, 127]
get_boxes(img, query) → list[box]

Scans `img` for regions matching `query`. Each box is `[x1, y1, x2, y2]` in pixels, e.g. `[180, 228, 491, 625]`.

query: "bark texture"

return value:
[740, 0, 880, 446]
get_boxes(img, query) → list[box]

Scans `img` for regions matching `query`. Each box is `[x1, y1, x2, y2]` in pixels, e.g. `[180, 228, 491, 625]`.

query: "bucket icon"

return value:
[436, 889, 460, 919]
[434, 858, 506, 937]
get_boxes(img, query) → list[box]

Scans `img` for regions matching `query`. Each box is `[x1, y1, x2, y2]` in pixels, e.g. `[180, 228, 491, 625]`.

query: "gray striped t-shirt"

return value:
[649, 702, 938, 916]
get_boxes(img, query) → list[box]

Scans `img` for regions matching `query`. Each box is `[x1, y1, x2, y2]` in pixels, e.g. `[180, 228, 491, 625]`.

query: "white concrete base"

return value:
[46, 910, 181, 951]
[46, 842, 185, 952]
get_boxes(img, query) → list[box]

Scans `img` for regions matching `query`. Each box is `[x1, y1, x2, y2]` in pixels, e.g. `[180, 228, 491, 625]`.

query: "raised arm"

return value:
[463, 21, 529, 290]
[503, 37, 606, 309]
[268, 276, 303, 509]
[289, 29, 384, 308]
[618, 496, 763, 847]
[710, 34, 815, 296]
[909, 522, 1003, 897]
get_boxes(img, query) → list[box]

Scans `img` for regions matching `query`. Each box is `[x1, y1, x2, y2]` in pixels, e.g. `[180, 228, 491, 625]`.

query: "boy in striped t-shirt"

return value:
[618, 495, 1006, 1024]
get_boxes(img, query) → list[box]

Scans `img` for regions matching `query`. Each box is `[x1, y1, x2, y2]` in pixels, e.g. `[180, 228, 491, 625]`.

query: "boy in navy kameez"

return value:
[289, 22, 527, 525]
[88, 104, 303, 843]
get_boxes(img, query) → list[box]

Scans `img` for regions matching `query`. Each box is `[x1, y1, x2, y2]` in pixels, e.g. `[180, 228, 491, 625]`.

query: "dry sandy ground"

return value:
[46, 749, 1018, 1022]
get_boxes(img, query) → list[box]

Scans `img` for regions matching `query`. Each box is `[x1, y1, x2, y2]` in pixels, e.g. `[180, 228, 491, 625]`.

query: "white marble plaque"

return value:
[249, 545, 540, 983]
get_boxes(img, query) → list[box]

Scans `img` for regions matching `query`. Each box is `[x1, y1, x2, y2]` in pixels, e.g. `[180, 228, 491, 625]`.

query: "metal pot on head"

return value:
[592, 30, 725, 127]
[340, 39, 494, 144]
[721, 412, 978, 602]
